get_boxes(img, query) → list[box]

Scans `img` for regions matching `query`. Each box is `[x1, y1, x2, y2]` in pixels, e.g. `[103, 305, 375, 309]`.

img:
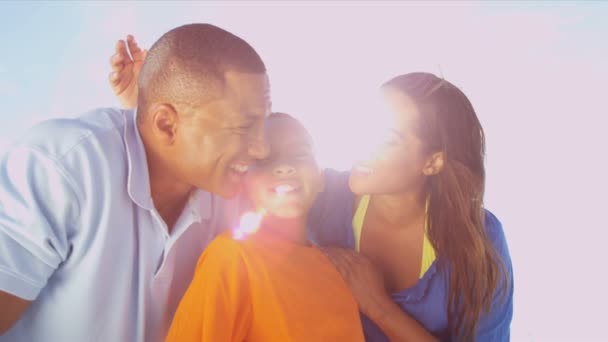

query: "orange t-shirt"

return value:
[165, 231, 365, 342]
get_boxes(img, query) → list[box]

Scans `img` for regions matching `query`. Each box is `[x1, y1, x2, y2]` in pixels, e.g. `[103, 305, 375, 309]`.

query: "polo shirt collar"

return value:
[122, 109, 213, 221]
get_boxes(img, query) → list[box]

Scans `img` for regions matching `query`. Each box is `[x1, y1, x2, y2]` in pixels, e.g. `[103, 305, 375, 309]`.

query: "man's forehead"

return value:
[224, 71, 270, 101]
[215, 72, 269, 122]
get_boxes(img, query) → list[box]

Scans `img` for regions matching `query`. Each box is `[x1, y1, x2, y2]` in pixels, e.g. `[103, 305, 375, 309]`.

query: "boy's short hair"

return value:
[267, 112, 314, 148]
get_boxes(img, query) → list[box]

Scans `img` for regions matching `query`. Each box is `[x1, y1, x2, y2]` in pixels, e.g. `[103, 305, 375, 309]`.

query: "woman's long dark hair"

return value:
[384, 73, 508, 341]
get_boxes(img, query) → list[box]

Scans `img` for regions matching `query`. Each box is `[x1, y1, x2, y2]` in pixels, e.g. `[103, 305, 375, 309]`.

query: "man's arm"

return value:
[0, 291, 31, 335]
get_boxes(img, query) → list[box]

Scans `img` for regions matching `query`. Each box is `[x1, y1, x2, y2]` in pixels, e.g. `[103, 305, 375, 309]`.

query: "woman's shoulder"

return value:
[483, 209, 511, 262]
[483, 210, 505, 241]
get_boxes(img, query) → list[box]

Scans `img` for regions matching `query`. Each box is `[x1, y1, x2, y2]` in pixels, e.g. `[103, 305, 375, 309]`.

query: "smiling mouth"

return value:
[268, 182, 304, 197]
[229, 163, 250, 174]
[274, 184, 300, 196]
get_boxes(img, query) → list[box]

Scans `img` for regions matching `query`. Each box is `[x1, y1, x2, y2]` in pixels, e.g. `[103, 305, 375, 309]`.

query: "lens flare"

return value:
[353, 91, 394, 164]
[232, 209, 266, 239]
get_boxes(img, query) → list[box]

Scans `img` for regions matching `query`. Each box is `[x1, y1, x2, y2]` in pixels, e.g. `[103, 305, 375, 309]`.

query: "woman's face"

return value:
[349, 87, 431, 195]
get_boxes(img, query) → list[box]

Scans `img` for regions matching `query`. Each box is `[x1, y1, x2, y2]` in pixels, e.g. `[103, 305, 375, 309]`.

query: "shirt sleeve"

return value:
[166, 235, 252, 342]
[0, 146, 80, 300]
[473, 211, 514, 342]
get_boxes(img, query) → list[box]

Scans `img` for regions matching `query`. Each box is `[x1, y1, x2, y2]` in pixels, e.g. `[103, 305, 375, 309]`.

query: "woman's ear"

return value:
[422, 152, 445, 176]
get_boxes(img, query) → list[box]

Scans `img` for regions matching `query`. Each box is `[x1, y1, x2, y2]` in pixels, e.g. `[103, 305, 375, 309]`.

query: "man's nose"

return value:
[248, 126, 270, 160]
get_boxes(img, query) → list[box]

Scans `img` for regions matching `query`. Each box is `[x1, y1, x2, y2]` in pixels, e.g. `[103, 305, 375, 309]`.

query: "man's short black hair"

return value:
[138, 23, 266, 111]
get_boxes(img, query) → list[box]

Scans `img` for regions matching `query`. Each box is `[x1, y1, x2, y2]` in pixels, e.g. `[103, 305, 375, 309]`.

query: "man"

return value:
[0, 23, 270, 341]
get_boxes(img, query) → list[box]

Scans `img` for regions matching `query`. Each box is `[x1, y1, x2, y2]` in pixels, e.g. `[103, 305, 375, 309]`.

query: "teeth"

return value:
[275, 184, 295, 195]
[230, 164, 249, 173]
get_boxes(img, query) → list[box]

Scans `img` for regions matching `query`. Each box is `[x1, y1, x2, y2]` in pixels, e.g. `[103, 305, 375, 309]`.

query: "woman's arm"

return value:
[166, 235, 252, 342]
[108, 35, 146, 109]
[368, 297, 438, 342]
[323, 247, 437, 342]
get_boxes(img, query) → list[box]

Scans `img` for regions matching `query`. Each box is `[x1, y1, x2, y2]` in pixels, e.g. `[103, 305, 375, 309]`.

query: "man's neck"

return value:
[140, 121, 193, 232]
[148, 160, 193, 232]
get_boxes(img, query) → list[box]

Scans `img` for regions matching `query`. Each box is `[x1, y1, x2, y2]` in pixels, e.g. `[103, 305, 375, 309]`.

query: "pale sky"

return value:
[2, 1, 607, 340]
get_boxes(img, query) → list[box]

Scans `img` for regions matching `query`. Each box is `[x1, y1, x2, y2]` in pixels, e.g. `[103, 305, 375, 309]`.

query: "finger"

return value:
[110, 54, 126, 72]
[109, 71, 119, 85]
[114, 40, 130, 60]
[323, 248, 353, 276]
[137, 49, 148, 62]
[127, 35, 146, 61]
[340, 249, 363, 264]
[109, 70, 132, 94]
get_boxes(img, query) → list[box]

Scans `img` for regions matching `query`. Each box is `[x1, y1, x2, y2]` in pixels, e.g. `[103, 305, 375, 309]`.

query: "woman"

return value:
[310, 72, 513, 341]
[108, 38, 513, 341]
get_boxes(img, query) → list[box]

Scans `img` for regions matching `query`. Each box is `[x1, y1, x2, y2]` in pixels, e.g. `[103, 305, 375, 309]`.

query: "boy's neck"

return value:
[260, 215, 309, 245]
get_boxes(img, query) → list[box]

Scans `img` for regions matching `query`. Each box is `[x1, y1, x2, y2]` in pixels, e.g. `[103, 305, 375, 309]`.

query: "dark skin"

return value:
[112, 36, 272, 230]
[245, 116, 324, 245]
[0, 292, 29, 335]
[324, 88, 444, 342]
[139, 70, 271, 232]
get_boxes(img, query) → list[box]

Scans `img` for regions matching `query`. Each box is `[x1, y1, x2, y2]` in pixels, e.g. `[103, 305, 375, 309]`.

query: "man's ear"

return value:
[149, 103, 179, 145]
[422, 152, 445, 176]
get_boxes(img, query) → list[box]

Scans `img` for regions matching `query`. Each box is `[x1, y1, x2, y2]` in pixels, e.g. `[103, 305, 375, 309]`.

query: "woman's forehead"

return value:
[382, 89, 421, 133]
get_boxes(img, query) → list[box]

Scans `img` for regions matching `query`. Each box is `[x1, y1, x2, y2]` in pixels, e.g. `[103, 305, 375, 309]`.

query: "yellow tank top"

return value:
[352, 195, 436, 279]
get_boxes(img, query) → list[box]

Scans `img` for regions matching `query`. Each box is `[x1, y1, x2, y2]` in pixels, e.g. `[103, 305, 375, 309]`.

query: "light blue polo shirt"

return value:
[0, 108, 240, 341]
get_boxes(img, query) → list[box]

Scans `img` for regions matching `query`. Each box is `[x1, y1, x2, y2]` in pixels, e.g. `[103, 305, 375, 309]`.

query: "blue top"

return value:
[308, 169, 514, 341]
[0, 108, 240, 341]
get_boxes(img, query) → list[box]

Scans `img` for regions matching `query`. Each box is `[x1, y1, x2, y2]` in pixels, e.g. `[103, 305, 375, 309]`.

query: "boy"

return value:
[165, 113, 364, 341]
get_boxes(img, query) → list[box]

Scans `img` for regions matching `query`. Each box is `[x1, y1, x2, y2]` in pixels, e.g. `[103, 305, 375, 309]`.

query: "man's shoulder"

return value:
[13, 107, 131, 161]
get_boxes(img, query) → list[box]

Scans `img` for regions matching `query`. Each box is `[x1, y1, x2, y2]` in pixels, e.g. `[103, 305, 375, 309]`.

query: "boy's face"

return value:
[246, 115, 324, 219]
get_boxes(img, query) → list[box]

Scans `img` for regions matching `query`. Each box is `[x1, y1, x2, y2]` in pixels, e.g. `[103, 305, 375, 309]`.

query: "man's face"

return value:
[170, 71, 271, 198]
[246, 116, 324, 219]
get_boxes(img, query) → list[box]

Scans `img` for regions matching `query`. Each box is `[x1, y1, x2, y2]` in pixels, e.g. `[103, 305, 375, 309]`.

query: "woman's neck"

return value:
[368, 190, 427, 229]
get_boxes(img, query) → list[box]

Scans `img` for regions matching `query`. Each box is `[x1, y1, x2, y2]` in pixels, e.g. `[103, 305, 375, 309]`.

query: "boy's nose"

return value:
[273, 164, 296, 176]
